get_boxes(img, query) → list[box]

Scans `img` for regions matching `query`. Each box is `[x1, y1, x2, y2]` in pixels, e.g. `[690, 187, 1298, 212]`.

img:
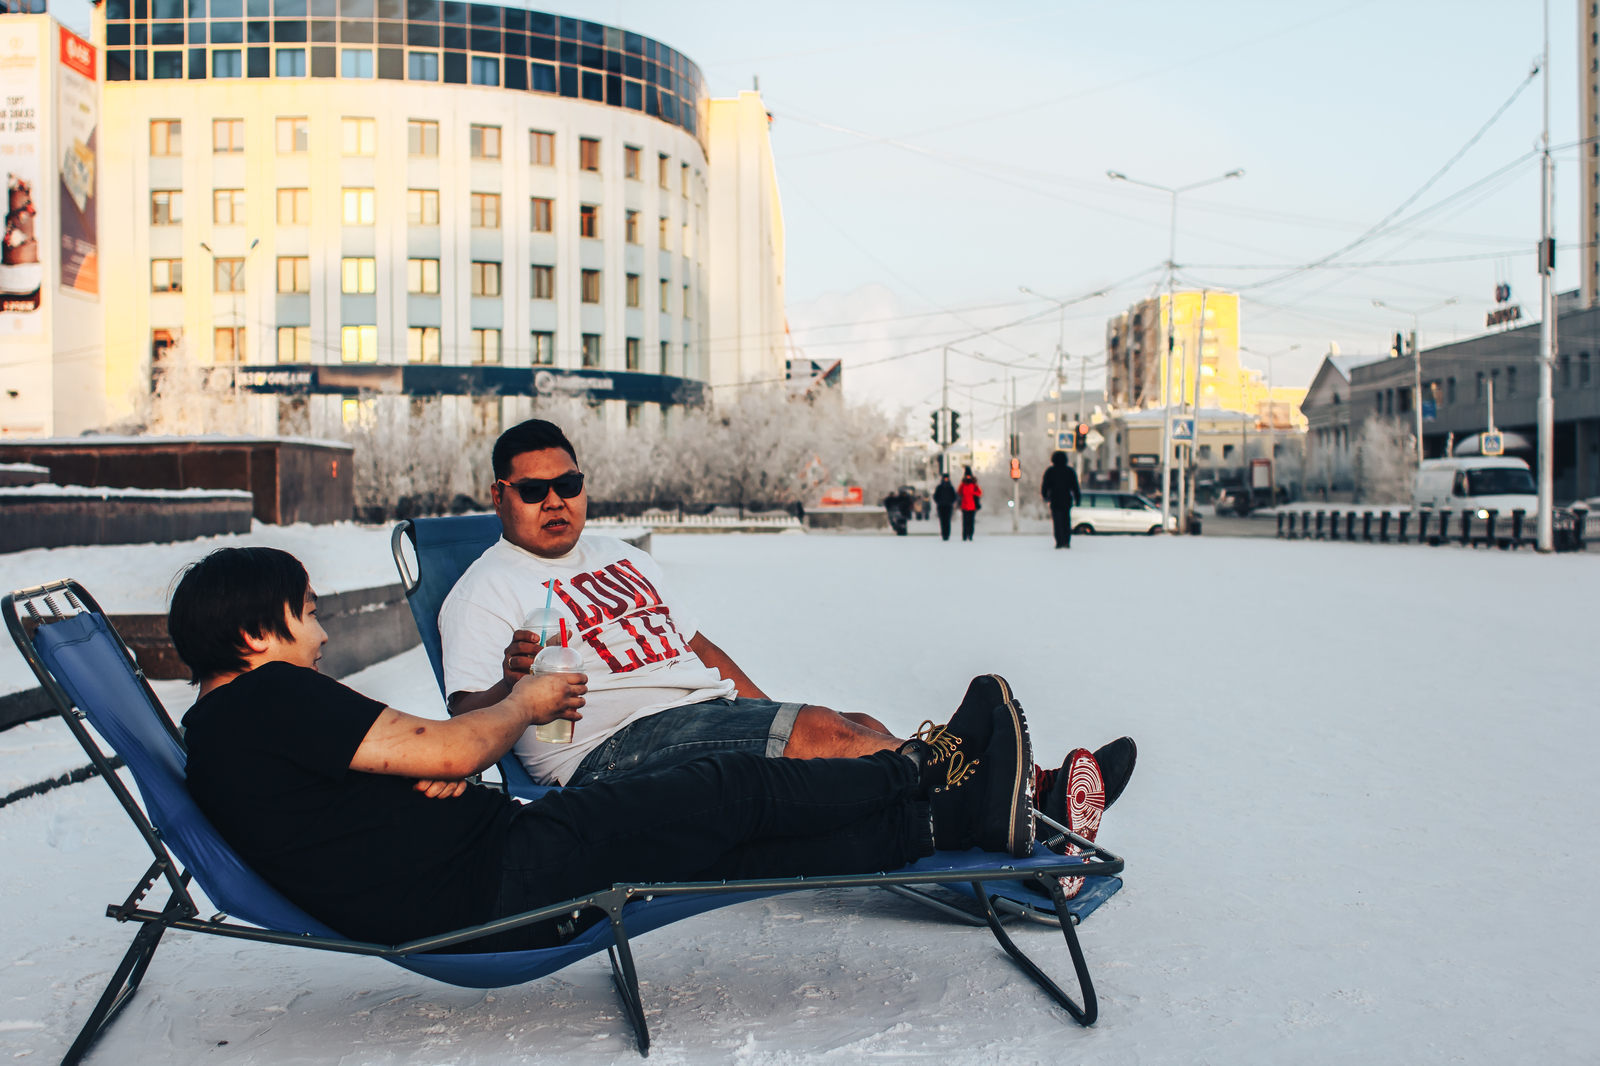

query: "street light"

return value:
[1108, 168, 1245, 532]
[1239, 344, 1299, 503]
[1372, 297, 1457, 463]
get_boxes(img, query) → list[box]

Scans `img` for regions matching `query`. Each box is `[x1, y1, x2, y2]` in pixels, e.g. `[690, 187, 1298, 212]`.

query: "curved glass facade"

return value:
[100, 1, 708, 150]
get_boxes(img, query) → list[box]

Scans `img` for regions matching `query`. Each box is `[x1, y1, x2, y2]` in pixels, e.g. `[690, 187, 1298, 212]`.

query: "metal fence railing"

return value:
[1275, 506, 1591, 552]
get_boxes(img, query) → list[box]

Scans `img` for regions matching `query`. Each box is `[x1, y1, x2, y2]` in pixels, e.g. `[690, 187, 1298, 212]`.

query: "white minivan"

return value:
[1413, 457, 1537, 517]
[1072, 491, 1167, 535]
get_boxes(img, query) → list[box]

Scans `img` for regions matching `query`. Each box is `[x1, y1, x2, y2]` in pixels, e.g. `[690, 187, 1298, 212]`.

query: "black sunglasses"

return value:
[497, 472, 585, 504]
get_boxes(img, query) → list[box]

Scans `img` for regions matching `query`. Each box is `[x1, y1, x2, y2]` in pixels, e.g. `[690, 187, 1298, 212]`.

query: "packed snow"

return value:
[3, 529, 1599, 1064]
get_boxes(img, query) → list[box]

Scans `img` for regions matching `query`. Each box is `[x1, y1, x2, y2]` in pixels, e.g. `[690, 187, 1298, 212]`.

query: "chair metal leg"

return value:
[604, 907, 651, 1057]
[60, 918, 168, 1066]
[972, 876, 1099, 1026]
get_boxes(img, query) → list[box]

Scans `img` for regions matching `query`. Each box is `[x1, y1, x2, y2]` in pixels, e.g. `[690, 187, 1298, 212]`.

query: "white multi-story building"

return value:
[3, 4, 788, 438]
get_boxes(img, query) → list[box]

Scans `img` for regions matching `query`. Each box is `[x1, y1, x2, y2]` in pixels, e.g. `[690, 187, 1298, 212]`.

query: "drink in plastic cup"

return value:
[520, 607, 563, 645]
[530, 643, 584, 744]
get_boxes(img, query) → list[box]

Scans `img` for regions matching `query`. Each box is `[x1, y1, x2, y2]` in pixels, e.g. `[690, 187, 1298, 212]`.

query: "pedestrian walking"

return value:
[958, 467, 982, 541]
[1041, 450, 1082, 549]
[933, 473, 957, 541]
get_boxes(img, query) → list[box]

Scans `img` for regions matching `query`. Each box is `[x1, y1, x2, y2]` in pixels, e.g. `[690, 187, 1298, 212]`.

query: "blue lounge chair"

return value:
[5, 573, 1122, 1066]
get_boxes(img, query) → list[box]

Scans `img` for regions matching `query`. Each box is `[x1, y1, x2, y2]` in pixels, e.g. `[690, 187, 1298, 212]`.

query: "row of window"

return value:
[1373, 357, 1597, 417]
[156, 256, 690, 309]
[151, 188, 693, 248]
[157, 119, 693, 192]
[266, 324, 679, 370]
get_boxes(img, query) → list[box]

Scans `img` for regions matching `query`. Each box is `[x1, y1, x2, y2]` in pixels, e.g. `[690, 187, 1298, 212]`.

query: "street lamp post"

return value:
[1108, 168, 1244, 532]
[1241, 344, 1300, 502]
[1372, 298, 1457, 464]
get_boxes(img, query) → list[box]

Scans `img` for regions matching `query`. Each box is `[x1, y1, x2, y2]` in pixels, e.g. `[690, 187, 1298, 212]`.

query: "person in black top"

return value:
[1041, 451, 1082, 549]
[172, 547, 1043, 952]
[932, 473, 957, 541]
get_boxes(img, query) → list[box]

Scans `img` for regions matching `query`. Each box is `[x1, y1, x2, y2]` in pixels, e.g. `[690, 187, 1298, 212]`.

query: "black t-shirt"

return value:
[182, 662, 514, 946]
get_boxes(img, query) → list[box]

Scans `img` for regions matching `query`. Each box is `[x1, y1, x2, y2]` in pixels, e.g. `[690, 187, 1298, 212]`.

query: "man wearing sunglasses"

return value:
[440, 420, 1135, 870]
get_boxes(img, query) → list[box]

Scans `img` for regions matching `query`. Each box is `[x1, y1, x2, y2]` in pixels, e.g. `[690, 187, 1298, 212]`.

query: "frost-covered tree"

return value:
[1353, 418, 1416, 503]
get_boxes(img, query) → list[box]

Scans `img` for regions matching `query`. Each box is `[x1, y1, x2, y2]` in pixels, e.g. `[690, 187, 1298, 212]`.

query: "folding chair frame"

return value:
[5, 579, 1124, 1065]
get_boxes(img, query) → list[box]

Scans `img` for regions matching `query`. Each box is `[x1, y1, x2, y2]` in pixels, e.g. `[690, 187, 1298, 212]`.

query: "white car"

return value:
[1072, 491, 1166, 535]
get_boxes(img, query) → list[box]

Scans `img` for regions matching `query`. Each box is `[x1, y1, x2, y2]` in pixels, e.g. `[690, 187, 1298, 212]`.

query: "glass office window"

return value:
[531, 197, 552, 232]
[341, 47, 372, 77]
[342, 117, 376, 155]
[151, 259, 184, 292]
[408, 119, 438, 156]
[530, 130, 553, 165]
[470, 261, 500, 296]
[150, 190, 183, 225]
[407, 189, 439, 225]
[470, 192, 500, 228]
[341, 324, 378, 361]
[470, 124, 500, 159]
[214, 257, 246, 291]
[531, 264, 553, 298]
[581, 332, 600, 367]
[341, 257, 376, 293]
[408, 51, 437, 80]
[407, 326, 441, 363]
[471, 327, 501, 363]
[580, 269, 600, 303]
[277, 326, 311, 362]
[531, 330, 553, 365]
[277, 256, 310, 292]
[151, 120, 183, 155]
[342, 187, 375, 224]
[277, 187, 310, 224]
[407, 257, 439, 293]
[275, 116, 308, 152]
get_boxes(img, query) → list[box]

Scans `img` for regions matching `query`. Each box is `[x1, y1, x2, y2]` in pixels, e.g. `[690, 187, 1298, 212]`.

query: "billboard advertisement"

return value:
[0, 23, 43, 329]
[57, 27, 95, 297]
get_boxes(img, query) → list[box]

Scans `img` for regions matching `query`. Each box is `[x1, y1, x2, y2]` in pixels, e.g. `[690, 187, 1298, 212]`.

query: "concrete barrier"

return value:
[0, 487, 255, 554]
[806, 507, 889, 532]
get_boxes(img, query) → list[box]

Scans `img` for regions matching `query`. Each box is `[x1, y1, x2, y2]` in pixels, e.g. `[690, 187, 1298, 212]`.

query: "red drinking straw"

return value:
[559, 618, 569, 648]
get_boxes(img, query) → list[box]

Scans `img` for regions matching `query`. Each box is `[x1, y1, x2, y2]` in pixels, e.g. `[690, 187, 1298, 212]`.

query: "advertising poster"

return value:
[57, 27, 96, 297]
[0, 24, 43, 329]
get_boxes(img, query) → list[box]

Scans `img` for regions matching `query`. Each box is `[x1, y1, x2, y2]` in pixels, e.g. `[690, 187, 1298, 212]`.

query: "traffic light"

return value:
[1391, 332, 1403, 358]
[1009, 457, 1021, 480]
[950, 411, 961, 444]
[930, 410, 941, 443]
[1074, 423, 1089, 451]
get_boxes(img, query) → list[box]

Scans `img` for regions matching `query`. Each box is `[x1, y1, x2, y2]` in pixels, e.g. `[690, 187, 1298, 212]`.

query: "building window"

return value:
[683, 342, 692, 377]
[212, 50, 242, 78]
[341, 257, 376, 294]
[625, 403, 640, 428]
[213, 189, 246, 225]
[342, 188, 375, 225]
[342, 397, 375, 428]
[408, 120, 439, 157]
[152, 329, 181, 362]
[681, 221, 690, 252]
[1562, 355, 1572, 389]
[659, 340, 669, 374]
[579, 204, 598, 238]
[408, 51, 437, 81]
[470, 55, 498, 86]
[579, 137, 600, 172]
[530, 130, 554, 166]
[658, 216, 669, 249]
[277, 256, 310, 293]
[342, 117, 376, 155]
[659, 277, 669, 310]
[531, 197, 552, 233]
[626, 337, 640, 370]
[151, 259, 183, 293]
[532, 330, 554, 365]
[214, 257, 246, 293]
[277, 187, 310, 224]
[683, 283, 690, 318]
[1583, 352, 1592, 386]
[470, 124, 501, 159]
[471, 261, 501, 297]
[681, 162, 689, 198]
[624, 146, 640, 180]
[275, 117, 309, 153]
[625, 273, 639, 307]
[658, 152, 669, 188]
[214, 327, 245, 363]
[471, 328, 501, 364]
[470, 193, 500, 229]
[581, 333, 601, 367]
[150, 190, 183, 225]
[276, 48, 306, 77]
[407, 189, 439, 226]
[407, 326, 441, 363]
[531, 265, 553, 299]
[277, 326, 310, 363]
[625, 210, 639, 244]
[581, 269, 600, 303]
[151, 120, 182, 156]
[341, 325, 378, 362]
[1447, 376, 1456, 404]
[213, 119, 244, 153]
[407, 258, 439, 294]
[341, 48, 373, 78]
[1200, 444, 1212, 459]
[1506, 366, 1517, 398]
[1475, 371, 1485, 400]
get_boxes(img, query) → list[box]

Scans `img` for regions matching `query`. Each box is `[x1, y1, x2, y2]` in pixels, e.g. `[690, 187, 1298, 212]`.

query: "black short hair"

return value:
[168, 547, 310, 682]
[492, 419, 578, 479]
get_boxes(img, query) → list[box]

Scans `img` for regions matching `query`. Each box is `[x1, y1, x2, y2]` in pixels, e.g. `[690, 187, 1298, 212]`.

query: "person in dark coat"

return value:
[957, 467, 982, 541]
[1041, 451, 1082, 549]
[932, 473, 957, 541]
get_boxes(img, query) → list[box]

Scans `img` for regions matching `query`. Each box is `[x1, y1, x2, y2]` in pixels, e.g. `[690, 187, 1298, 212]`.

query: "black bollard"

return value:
[1379, 511, 1391, 543]
[1398, 510, 1409, 544]
[1460, 510, 1472, 547]
[1576, 507, 1590, 550]
[1362, 511, 1373, 542]
[1485, 509, 1499, 548]
[1418, 510, 1430, 543]
[1315, 510, 1325, 539]
[1437, 511, 1449, 545]
[1347, 511, 1357, 540]
[1277, 512, 1285, 538]
[1511, 509, 1525, 548]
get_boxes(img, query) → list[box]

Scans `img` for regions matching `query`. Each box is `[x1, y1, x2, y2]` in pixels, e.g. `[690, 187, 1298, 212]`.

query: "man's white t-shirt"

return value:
[439, 534, 736, 785]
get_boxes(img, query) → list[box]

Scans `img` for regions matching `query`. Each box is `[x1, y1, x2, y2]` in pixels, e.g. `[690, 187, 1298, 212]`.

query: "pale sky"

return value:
[55, 0, 1583, 440]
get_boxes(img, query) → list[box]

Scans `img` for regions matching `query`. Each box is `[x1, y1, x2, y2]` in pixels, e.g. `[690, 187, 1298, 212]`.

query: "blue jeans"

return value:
[566, 697, 803, 787]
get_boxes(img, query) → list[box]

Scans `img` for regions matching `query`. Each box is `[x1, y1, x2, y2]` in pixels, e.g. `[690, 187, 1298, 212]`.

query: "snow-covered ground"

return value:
[3, 531, 1599, 1064]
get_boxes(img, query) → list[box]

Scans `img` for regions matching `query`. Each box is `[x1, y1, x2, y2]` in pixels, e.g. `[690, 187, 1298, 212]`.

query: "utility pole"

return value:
[1373, 298, 1456, 465]
[1077, 354, 1088, 480]
[1109, 167, 1244, 532]
[941, 346, 950, 477]
[1537, 0, 1556, 551]
[1010, 375, 1020, 533]
[1184, 290, 1207, 532]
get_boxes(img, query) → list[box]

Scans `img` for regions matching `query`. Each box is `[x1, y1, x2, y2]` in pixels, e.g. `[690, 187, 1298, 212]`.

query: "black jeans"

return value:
[479, 750, 934, 950]
[1052, 504, 1074, 547]
[961, 510, 976, 540]
[937, 506, 953, 540]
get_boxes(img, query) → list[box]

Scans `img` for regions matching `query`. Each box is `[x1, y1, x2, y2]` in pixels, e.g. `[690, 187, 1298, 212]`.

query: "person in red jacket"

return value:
[957, 467, 982, 541]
